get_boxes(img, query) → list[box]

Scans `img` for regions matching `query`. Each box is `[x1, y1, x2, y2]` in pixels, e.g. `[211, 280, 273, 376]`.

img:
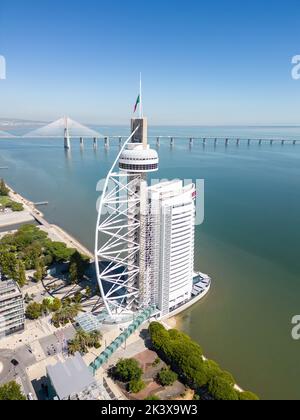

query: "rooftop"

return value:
[0, 280, 22, 301]
[47, 353, 96, 400]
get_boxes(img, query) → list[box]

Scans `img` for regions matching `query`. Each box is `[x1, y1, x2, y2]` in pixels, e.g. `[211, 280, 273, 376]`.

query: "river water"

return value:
[1, 125, 300, 399]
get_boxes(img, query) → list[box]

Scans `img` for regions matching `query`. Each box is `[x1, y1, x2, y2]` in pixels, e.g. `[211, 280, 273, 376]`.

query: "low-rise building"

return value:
[47, 353, 109, 400]
[0, 279, 25, 339]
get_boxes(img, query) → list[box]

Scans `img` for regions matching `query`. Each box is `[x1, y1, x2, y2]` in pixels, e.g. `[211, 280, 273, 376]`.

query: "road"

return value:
[0, 348, 36, 397]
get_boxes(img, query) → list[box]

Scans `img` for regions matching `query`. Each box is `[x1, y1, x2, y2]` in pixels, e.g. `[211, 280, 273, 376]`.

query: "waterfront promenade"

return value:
[3, 184, 93, 259]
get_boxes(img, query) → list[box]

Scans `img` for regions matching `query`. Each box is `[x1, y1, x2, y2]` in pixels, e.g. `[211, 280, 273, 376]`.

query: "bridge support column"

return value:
[119, 137, 123, 146]
[236, 138, 240, 146]
[293, 140, 297, 145]
[259, 139, 262, 146]
[93, 137, 98, 148]
[104, 137, 110, 148]
[80, 137, 84, 146]
[225, 138, 229, 146]
[203, 138, 206, 145]
[248, 139, 251, 146]
[270, 140, 273, 146]
[64, 136, 71, 149]
[170, 137, 175, 146]
[189, 138, 194, 146]
[214, 138, 217, 146]
[281, 140, 285, 146]
[157, 137, 160, 146]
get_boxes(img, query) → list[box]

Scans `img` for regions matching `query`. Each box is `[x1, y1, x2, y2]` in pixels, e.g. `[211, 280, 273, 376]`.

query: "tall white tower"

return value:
[146, 181, 196, 316]
[95, 116, 159, 320]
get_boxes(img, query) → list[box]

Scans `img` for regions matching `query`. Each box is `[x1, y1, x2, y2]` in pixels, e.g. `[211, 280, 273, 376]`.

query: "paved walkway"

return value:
[0, 210, 34, 228]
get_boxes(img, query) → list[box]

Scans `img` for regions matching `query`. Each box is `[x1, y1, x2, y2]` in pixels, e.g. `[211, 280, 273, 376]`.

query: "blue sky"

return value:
[0, 0, 300, 125]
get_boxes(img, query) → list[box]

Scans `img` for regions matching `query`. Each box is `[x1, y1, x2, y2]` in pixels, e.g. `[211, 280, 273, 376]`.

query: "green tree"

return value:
[33, 261, 44, 283]
[41, 298, 55, 315]
[208, 376, 239, 401]
[68, 329, 102, 355]
[69, 262, 78, 284]
[50, 298, 62, 312]
[45, 241, 75, 263]
[129, 379, 146, 394]
[204, 360, 235, 385]
[0, 248, 18, 280]
[51, 302, 82, 328]
[25, 302, 42, 320]
[22, 243, 43, 270]
[115, 359, 143, 383]
[16, 260, 27, 288]
[73, 291, 83, 303]
[157, 368, 178, 387]
[0, 179, 9, 196]
[239, 391, 260, 401]
[69, 251, 89, 284]
[0, 381, 26, 400]
[219, 371, 235, 386]
[10, 201, 24, 212]
[85, 286, 92, 298]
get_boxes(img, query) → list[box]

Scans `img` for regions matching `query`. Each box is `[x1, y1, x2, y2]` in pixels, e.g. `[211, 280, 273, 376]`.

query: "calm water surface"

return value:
[1, 125, 300, 400]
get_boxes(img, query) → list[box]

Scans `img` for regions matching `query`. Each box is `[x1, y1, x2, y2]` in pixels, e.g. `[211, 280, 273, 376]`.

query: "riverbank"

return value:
[3, 184, 93, 260]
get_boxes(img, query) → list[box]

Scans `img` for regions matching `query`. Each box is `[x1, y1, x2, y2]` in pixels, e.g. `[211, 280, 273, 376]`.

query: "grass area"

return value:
[0, 196, 24, 212]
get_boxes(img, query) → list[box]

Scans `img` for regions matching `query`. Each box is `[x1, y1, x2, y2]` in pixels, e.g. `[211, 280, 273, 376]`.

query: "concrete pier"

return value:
[64, 136, 71, 150]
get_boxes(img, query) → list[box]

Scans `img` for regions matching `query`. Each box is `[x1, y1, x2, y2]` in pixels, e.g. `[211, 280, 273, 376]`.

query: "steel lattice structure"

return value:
[95, 127, 142, 318]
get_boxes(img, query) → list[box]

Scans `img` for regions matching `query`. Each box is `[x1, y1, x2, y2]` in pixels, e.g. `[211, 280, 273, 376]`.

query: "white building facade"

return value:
[0, 280, 25, 339]
[140, 181, 196, 316]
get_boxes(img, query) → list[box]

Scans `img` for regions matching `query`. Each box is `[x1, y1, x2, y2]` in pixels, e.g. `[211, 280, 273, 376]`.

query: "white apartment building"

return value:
[0, 280, 25, 339]
[140, 180, 196, 316]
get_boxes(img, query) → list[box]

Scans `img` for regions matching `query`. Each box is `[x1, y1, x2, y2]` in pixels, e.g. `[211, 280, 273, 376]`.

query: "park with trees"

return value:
[149, 322, 259, 401]
[113, 358, 146, 395]
[0, 179, 24, 212]
[0, 224, 90, 289]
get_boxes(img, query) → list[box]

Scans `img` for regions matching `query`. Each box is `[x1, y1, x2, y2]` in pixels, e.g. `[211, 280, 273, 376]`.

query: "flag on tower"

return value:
[134, 95, 140, 113]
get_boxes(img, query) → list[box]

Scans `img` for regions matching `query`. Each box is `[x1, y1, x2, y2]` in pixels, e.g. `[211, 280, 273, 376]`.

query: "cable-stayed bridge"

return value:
[0, 117, 299, 148]
[24, 117, 102, 139]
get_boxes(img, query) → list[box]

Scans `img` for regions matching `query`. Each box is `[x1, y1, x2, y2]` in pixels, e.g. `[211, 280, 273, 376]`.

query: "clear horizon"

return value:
[0, 0, 300, 125]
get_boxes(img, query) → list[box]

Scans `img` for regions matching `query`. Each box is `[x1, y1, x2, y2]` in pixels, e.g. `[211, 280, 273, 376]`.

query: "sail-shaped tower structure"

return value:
[95, 117, 159, 321]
